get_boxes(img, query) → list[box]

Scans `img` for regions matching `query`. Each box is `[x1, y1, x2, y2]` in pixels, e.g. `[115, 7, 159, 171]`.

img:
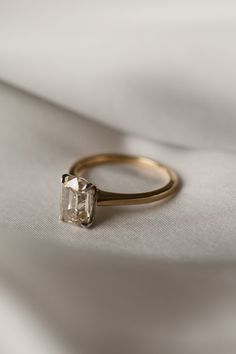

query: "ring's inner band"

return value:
[69, 154, 179, 206]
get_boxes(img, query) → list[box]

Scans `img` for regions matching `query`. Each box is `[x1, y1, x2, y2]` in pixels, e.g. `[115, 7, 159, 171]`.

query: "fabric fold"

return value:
[1, 0, 236, 149]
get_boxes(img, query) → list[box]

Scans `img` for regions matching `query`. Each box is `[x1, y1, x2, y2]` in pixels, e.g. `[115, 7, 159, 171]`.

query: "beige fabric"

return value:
[1, 83, 236, 354]
[1, 1, 236, 353]
[1, 1, 236, 150]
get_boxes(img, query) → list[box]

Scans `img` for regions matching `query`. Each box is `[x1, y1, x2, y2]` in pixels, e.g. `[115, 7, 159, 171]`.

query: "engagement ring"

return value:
[60, 154, 179, 228]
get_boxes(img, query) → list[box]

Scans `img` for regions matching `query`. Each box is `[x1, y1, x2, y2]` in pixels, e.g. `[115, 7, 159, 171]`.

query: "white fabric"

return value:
[1, 0, 236, 149]
[1, 1, 236, 353]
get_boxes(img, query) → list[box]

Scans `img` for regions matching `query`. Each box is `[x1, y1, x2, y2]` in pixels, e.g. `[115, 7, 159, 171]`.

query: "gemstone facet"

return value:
[60, 174, 96, 228]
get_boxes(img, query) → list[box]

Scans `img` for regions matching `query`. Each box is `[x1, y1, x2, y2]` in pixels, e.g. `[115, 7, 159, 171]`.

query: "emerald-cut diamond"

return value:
[60, 174, 97, 228]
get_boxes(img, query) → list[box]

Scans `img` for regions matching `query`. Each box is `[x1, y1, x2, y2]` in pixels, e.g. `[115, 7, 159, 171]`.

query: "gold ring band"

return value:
[60, 154, 179, 228]
[70, 154, 179, 206]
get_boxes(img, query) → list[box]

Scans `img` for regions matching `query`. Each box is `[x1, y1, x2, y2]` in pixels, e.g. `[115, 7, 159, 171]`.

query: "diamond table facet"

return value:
[60, 174, 96, 228]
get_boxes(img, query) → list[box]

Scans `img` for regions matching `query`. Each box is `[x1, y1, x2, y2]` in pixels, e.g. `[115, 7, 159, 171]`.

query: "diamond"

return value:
[60, 174, 97, 228]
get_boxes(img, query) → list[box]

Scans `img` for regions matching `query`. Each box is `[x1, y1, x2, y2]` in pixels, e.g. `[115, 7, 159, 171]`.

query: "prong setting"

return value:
[60, 174, 97, 228]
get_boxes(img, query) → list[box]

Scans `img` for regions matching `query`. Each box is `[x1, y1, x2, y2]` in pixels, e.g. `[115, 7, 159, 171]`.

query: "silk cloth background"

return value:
[0, 1, 236, 353]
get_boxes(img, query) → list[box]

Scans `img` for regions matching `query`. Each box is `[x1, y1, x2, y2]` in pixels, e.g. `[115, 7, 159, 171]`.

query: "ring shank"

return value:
[69, 154, 179, 206]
